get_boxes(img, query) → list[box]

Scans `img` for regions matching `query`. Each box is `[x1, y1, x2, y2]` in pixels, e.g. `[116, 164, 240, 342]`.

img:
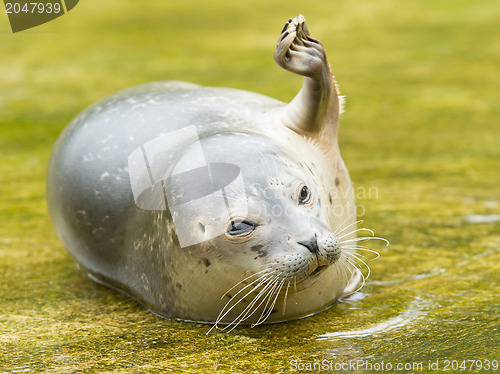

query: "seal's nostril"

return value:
[297, 235, 319, 254]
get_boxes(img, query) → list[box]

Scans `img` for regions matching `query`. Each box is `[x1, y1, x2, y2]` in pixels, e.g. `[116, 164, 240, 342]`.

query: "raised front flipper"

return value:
[274, 15, 342, 137]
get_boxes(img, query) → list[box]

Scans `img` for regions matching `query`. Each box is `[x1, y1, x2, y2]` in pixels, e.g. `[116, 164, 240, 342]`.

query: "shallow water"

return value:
[1, 0, 499, 372]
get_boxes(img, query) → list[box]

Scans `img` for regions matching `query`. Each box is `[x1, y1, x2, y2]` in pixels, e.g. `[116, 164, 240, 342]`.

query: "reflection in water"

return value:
[316, 297, 432, 341]
[457, 249, 497, 267]
[368, 268, 446, 286]
[8, 365, 32, 373]
[465, 215, 500, 223]
[341, 291, 368, 303]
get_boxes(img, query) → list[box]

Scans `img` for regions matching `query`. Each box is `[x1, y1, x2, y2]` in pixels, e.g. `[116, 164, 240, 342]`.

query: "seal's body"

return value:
[47, 16, 366, 330]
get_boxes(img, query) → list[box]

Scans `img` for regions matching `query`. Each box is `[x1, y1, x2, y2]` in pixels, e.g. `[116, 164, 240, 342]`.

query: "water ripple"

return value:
[316, 297, 431, 341]
[465, 214, 500, 223]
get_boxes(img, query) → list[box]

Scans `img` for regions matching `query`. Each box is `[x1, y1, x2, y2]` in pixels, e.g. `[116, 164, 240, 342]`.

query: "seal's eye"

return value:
[298, 185, 311, 205]
[227, 220, 256, 236]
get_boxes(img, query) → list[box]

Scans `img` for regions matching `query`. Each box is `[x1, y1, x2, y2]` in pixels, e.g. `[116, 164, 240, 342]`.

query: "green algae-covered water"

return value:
[1, 1, 498, 372]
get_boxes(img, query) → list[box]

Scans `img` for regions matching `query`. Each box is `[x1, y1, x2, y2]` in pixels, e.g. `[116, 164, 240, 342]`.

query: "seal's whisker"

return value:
[343, 252, 371, 280]
[335, 255, 349, 281]
[266, 151, 280, 176]
[221, 267, 271, 299]
[242, 261, 280, 276]
[333, 259, 342, 281]
[225, 273, 282, 332]
[343, 248, 371, 258]
[220, 271, 271, 307]
[333, 217, 359, 235]
[337, 255, 354, 281]
[252, 145, 274, 177]
[343, 253, 362, 270]
[337, 228, 374, 240]
[342, 244, 376, 251]
[253, 278, 285, 326]
[340, 236, 389, 246]
[334, 219, 363, 236]
[343, 252, 358, 275]
[347, 265, 366, 294]
[282, 280, 291, 315]
[257, 277, 282, 321]
[268, 278, 285, 314]
[208, 272, 272, 333]
[223, 183, 247, 199]
[226, 273, 274, 314]
[242, 273, 284, 323]
[332, 216, 353, 235]
[225, 272, 282, 327]
[355, 267, 367, 293]
[252, 283, 279, 327]
[209, 290, 262, 333]
[341, 246, 373, 295]
[237, 276, 279, 324]
[343, 256, 364, 279]
[345, 251, 367, 260]
[341, 245, 381, 260]
[343, 249, 365, 263]
[259, 278, 285, 326]
[217, 284, 270, 332]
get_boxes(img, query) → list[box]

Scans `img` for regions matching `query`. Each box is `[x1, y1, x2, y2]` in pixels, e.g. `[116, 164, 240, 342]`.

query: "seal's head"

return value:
[162, 133, 363, 331]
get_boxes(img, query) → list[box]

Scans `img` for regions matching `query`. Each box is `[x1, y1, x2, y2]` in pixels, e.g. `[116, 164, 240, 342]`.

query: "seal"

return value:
[47, 15, 385, 331]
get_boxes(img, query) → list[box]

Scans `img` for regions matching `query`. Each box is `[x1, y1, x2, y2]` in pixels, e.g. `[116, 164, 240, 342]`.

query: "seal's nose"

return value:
[297, 235, 319, 255]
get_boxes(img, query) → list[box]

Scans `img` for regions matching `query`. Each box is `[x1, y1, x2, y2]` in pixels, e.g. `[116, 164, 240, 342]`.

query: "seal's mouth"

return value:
[292, 264, 329, 291]
[310, 265, 328, 277]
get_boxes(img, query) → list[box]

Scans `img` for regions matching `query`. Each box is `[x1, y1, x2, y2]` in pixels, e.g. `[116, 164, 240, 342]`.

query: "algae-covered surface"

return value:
[1, 0, 499, 372]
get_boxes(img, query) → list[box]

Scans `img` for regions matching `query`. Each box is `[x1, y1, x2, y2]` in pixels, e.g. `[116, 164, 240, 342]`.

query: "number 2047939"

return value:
[5, 2, 62, 14]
